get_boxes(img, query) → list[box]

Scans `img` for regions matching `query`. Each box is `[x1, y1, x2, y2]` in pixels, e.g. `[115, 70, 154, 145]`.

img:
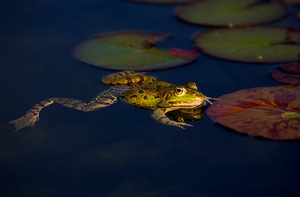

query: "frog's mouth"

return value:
[168, 99, 206, 108]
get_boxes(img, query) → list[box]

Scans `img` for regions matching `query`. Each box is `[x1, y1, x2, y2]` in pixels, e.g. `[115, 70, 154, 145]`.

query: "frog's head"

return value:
[158, 82, 206, 110]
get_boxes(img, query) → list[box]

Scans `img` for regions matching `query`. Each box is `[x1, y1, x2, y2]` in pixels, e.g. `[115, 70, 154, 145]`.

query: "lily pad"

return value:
[126, 0, 191, 4]
[272, 57, 300, 85]
[176, 0, 287, 27]
[73, 31, 198, 70]
[274, 0, 300, 4]
[194, 27, 300, 63]
[207, 86, 300, 140]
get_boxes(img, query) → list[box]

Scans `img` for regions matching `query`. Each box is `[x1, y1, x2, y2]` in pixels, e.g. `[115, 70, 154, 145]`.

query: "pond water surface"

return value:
[1, 1, 300, 197]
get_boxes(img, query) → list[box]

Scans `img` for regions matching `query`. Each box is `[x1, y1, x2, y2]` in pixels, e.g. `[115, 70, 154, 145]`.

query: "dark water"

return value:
[1, 0, 300, 196]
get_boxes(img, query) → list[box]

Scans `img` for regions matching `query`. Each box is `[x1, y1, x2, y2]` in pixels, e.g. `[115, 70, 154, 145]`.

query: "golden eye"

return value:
[175, 87, 185, 95]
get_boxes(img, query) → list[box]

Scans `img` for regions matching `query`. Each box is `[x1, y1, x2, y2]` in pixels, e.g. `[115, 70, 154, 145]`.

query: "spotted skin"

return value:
[102, 70, 156, 85]
[10, 71, 212, 131]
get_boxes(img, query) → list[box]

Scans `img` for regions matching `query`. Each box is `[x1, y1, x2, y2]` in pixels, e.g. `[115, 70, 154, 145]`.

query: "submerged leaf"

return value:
[272, 57, 300, 85]
[73, 31, 198, 70]
[194, 27, 300, 63]
[207, 86, 300, 140]
[176, 0, 287, 27]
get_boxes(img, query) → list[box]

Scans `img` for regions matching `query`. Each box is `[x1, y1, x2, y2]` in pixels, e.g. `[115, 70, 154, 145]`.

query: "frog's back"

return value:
[120, 81, 175, 110]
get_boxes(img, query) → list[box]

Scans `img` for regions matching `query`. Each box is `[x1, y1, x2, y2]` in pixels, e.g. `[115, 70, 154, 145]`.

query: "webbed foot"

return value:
[169, 121, 193, 130]
[9, 111, 40, 131]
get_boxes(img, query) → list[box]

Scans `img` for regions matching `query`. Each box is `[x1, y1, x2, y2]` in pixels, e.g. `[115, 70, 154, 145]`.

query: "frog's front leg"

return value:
[151, 108, 193, 129]
[9, 86, 127, 131]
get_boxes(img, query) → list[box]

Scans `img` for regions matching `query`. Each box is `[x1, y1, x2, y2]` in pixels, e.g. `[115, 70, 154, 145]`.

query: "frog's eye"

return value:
[175, 87, 185, 95]
[187, 82, 197, 90]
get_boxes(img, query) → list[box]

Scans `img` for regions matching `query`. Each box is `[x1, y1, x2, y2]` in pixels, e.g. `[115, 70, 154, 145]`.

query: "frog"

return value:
[10, 70, 215, 131]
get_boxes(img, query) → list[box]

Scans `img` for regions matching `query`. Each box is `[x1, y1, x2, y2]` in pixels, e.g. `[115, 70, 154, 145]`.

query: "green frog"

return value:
[10, 71, 214, 131]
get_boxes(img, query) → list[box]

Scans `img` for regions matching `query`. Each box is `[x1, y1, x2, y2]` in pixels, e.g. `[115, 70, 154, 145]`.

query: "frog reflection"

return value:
[167, 107, 204, 123]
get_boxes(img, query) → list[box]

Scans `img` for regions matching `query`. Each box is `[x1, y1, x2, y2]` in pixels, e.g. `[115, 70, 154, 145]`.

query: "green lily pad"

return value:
[176, 0, 287, 27]
[194, 27, 300, 63]
[126, 0, 191, 4]
[73, 31, 198, 70]
[207, 86, 300, 140]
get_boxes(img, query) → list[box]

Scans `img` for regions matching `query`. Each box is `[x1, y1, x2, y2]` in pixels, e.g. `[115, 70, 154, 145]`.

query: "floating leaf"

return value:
[272, 57, 300, 85]
[274, 0, 300, 4]
[194, 27, 300, 63]
[207, 86, 300, 140]
[126, 0, 191, 4]
[73, 31, 198, 70]
[278, 58, 300, 74]
[272, 72, 300, 85]
[176, 0, 287, 27]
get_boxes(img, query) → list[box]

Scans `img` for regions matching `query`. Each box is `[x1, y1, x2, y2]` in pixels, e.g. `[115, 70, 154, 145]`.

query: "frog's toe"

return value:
[9, 113, 40, 131]
[176, 122, 193, 129]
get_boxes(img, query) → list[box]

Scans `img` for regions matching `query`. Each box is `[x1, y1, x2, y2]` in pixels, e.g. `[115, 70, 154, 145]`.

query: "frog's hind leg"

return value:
[151, 108, 192, 130]
[9, 86, 128, 131]
[9, 99, 55, 131]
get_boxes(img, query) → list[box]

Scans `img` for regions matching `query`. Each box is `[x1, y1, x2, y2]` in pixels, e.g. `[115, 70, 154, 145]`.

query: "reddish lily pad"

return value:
[176, 0, 287, 27]
[73, 31, 198, 70]
[207, 86, 300, 140]
[126, 0, 191, 4]
[274, 0, 300, 4]
[194, 27, 300, 63]
[272, 57, 300, 85]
